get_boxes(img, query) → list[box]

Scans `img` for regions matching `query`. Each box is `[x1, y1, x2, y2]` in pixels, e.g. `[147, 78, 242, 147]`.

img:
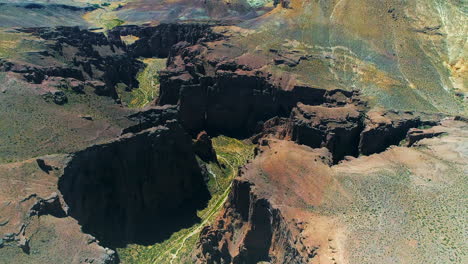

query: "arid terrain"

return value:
[0, 0, 466, 264]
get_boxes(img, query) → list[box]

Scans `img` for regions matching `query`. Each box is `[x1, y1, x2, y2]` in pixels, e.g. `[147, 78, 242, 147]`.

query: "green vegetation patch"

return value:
[246, 0, 272, 8]
[103, 18, 124, 30]
[0, 29, 44, 60]
[0, 74, 130, 163]
[116, 58, 167, 108]
[117, 136, 255, 264]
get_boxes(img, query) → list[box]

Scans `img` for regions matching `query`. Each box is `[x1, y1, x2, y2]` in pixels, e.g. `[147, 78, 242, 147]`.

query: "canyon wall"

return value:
[58, 119, 210, 247]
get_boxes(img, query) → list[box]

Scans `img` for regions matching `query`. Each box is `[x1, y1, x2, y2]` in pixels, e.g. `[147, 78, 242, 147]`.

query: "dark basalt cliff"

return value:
[151, 32, 449, 264]
[48, 24, 444, 260]
[196, 179, 310, 264]
[157, 38, 442, 159]
[58, 119, 210, 247]
[287, 103, 364, 163]
[158, 42, 357, 137]
[193, 131, 218, 163]
[0, 22, 451, 264]
[110, 23, 220, 58]
[0, 23, 218, 99]
[359, 110, 441, 155]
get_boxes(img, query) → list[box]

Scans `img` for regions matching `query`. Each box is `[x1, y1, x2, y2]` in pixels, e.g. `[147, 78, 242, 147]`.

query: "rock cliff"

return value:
[59, 119, 210, 247]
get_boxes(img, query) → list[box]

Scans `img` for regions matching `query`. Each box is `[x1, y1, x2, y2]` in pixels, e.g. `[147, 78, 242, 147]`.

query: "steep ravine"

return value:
[157, 36, 443, 160]
[58, 120, 210, 248]
[13, 23, 445, 263]
[196, 178, 311, 264]
[152, 27, 448, 263]
[0, 23, 218, 100]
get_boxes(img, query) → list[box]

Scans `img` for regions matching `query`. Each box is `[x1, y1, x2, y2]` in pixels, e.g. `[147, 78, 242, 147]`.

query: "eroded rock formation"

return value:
[0, 24, 218, 99]
[158, 40, 350, 137]
[194, 140, 332, 264]
[0, 20, 456, 264]
[197, 179, 308, 264]
[287, 103, 364, 163]
[110, 23, 220, 58]
[193, 131, 218, 163]
[59, 119, 210, 247]
[359, 110, 441, 155]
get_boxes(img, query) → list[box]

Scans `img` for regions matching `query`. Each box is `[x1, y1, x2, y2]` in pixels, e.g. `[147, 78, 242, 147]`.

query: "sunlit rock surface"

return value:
[0, 1, 466, 263]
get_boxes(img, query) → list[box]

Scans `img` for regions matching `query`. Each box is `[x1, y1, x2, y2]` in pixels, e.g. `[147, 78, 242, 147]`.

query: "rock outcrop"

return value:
[405, 127, 446, 147]
[0, 155, 119, 264]
[59, 119, 210, 247]
[197, 179, 308, 264]
[4, 26, 142, 98]
[110, 23, 220, 58]
[194, 140, 332, 264]
[158, 41, 339, 137]
[121, 104, 179, 134]
[193, 131, 218, 163]
[359, 110, 441, 155]
[157, 35, 446, 161]
[1, 24, 218, 100]
[287, 103, 364, 163]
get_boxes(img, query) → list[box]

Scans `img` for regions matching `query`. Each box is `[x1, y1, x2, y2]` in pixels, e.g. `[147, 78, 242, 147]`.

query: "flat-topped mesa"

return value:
[58, 119, 210, 247]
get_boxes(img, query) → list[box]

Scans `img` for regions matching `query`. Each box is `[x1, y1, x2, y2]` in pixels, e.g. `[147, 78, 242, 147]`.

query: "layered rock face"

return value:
[157, 41, 354, 137]
[197, 179, 309, 264]
[59, 119, 210, 246]
[287, 103, 364, 162]
[9, 26, 141, 97]
[359, 110, 441, 155]
[195, 140, 333, 264]
[110, 23, 219, 58]
[0, 24, 217, 99]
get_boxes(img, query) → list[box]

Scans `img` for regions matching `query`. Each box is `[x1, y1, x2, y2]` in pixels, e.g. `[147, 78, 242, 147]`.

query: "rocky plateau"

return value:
[0, 1, 466, 264]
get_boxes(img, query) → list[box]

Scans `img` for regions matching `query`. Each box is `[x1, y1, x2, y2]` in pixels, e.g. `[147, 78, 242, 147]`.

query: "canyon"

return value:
[0, 1, 466, 264]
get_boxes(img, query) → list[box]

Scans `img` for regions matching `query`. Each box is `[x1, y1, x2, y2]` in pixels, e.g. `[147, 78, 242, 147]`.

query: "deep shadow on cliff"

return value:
[58, 120, 211, 248]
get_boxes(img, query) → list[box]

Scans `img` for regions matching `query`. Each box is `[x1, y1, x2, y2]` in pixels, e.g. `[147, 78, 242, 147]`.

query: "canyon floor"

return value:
[0, 1, 466, 264]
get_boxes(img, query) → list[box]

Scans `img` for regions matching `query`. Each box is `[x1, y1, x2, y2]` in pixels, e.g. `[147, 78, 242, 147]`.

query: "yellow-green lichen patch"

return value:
[121, 35, 140, 46]
[0, 29, 44, 60]
[82, 1, 129, 31]
[116, 58, 167, 108]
